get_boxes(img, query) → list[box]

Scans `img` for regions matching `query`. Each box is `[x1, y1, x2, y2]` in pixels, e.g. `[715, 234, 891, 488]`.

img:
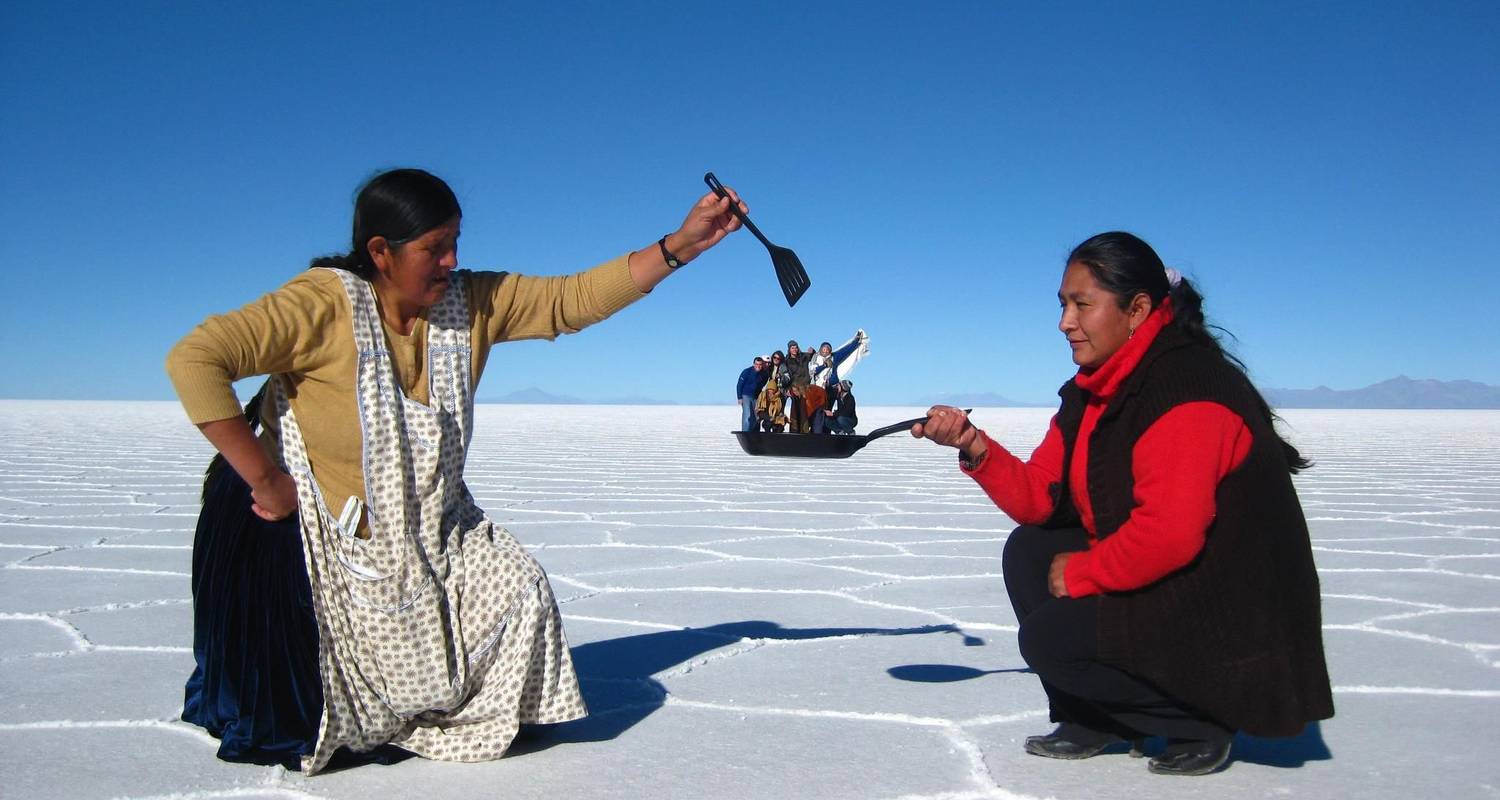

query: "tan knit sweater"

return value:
[166, 256, 643, 513]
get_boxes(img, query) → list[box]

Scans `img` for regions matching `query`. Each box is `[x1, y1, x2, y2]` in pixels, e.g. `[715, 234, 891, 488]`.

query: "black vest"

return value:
[1043, 323, 1333, 736]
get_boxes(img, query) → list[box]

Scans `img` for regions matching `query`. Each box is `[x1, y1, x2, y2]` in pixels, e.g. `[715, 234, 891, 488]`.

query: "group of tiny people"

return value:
[169, 167, 1331, 779]
[735, 333, 864, 434]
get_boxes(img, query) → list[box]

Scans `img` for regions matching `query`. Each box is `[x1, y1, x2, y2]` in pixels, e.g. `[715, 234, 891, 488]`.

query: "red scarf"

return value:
[1069, 297, 1175, 534]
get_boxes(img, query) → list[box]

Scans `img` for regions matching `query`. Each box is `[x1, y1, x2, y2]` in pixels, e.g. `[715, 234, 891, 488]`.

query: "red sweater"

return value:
[964, 299, 1253, 597]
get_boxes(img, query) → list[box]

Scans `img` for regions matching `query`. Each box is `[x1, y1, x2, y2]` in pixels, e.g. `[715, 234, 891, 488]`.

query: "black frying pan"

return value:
[732, 415, 935, 459]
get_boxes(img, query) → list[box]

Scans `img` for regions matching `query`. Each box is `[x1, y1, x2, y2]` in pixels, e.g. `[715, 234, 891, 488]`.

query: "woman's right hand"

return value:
[911, 405, 987, 461]
[250, 470, 299, 521]
[196, 416, 300, 522]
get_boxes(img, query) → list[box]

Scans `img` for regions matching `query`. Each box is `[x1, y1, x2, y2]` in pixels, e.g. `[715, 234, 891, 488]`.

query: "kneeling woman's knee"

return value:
[1016, 616, 1059, 674]
[1002, 525, 1051, 573]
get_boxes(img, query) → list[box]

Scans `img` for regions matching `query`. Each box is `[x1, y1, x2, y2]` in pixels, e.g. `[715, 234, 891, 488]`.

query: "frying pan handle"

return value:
[703, 171, 771, 247]
[864, 408, 975, 443]
[865, 416, 931, 442]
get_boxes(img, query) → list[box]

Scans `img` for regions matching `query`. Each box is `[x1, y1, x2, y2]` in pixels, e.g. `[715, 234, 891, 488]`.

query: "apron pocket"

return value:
[336, 560, 463, 715]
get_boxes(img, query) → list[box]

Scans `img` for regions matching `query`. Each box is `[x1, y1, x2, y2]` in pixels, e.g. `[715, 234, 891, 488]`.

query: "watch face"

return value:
[659, 237, 681, 268]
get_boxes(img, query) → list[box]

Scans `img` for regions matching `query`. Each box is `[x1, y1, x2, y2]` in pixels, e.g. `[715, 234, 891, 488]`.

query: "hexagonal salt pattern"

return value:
[1, 401, 1496, 799]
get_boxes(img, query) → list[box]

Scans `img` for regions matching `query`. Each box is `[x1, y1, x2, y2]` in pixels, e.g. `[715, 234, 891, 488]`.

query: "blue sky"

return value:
[3, 1, 1496, 405]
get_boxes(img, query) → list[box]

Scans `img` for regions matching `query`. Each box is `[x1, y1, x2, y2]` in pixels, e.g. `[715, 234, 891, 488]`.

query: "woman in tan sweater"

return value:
[167, 168, 743, 772]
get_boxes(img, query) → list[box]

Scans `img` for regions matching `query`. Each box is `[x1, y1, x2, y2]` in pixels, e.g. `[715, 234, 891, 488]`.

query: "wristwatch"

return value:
[958, 449, 987, 471]
[658, 236, 683, 269]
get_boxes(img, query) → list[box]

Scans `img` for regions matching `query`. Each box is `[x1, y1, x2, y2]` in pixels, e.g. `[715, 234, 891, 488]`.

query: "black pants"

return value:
[1003, 525, 1230, 742]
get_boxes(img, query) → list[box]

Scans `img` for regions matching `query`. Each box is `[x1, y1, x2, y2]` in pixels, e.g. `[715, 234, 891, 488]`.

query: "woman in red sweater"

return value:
[915, 232, 1332, 776]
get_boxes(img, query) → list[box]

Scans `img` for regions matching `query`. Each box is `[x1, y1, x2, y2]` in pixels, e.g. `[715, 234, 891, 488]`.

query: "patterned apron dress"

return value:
[273, 269, 586, 775]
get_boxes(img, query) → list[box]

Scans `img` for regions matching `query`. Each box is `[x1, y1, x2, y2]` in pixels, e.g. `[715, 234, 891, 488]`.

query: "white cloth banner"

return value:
[809, 330, 871, 387]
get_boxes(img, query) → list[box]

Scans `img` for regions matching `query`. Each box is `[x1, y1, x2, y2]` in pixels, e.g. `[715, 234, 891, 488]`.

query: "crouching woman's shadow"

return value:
[510, 620, 967, 753]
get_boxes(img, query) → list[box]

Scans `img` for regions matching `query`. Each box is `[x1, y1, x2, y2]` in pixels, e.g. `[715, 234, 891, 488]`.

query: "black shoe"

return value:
[1147, 737, 1232, 776]
[1024, 723, 1130, 760]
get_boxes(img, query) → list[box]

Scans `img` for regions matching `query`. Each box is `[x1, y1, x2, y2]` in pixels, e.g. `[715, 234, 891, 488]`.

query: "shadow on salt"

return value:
[884, 664, 1332, 768]
[510, 620, 978, 753]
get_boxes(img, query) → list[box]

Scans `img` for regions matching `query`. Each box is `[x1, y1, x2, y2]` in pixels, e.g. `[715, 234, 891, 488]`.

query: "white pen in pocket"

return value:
[338, 496, 364, 537]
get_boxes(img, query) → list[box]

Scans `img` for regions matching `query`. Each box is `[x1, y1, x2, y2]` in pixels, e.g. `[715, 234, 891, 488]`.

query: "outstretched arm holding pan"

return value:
[911, 405, 988, 465]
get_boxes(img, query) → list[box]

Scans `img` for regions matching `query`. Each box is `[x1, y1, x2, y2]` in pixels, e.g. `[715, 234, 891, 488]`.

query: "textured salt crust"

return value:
[0, 401, 1497, 799]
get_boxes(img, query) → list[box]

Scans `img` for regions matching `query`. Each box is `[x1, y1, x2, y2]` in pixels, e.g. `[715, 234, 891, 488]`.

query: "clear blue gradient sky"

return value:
[3, 2, 1496, 405]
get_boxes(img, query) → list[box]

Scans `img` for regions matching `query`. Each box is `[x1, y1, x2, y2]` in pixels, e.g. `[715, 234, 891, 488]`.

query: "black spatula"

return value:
[704, 172, 811, 307]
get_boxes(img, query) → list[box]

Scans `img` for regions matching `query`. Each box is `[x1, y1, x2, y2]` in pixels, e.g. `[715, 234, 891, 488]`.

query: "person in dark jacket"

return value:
[912, 232, 1332, 776]
[826, 380, 858, 434]
[782, 340, 814, 433]
[736, 356, 768, 431]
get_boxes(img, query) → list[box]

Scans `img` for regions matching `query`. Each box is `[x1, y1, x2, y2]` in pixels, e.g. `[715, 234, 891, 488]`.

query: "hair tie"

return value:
[1164, 267, 1183, 288]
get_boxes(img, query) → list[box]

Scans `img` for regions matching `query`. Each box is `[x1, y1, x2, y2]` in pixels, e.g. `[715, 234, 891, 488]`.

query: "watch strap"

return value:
[658, 236, 682, 269]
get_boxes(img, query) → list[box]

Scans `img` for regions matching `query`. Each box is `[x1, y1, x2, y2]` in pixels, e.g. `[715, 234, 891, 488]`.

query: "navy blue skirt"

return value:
[182, 464, 323, 768]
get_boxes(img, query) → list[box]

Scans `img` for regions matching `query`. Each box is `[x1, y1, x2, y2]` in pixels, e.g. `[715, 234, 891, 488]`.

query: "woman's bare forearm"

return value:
[196, 416, 299, 521]
[197, 417, 279, 486]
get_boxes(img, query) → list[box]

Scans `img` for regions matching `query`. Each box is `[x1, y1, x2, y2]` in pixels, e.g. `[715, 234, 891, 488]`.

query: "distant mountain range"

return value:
[483, 388, 679, 405]
[916, 379, 1500, 409]
[1263, 376, 1500, 409]
[481, 378, 1500, 409]
[918, 391, 1049, 408]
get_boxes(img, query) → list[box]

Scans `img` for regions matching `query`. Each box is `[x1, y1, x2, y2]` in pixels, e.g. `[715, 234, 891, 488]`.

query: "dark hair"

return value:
[1067, 231, 1311, 472]
[309, 168, 462, 279]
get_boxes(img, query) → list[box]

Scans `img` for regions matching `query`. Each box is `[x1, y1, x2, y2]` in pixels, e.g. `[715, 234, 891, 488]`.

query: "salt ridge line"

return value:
[1315, 566, 1500, 580]
[1, 645, 193, 664]
[0, 611, 91, 649]
[515, 520, 1011, 534]
[6, 563, 191, 577]
[546, 578, 1018, 634]
[659, 699, 1015, 797]
[94, 543, 194, 551]
[1365, 606, 1500, 621]
[0, 718, 220, 743]
[1322, 593, 1454, 609]
[111, 790, 329, 800]
[1322, 623, 1500, 655]
[49, 597, 192, 615]
[884, 791, 1040, 800]
[0, 521, 170, 532]
[1305, 517, 1500, 530]
[1315, 534, 1500, 544]
[1313, 545, 1500, 558]
[0, 494, 182, 507]
[1331, 686, 1500, 697]
[532, 541, 1010, 582]
[0, 610, 192, 663]
[574, 557, 1002, 583]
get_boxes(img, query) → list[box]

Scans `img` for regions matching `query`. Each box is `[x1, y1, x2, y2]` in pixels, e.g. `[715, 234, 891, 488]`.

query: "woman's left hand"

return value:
[911, 405, 987, 464]
[666, 188, 746, 264]
[630, 187, 748, 292]
[1048, 553, 1073, 597]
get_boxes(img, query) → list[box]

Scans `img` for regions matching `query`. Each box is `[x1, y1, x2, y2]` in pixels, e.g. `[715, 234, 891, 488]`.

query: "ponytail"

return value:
[1069, 232, 1312, 474]
[307, 251, 364, 276]
[1167, 276, 1312, 473]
